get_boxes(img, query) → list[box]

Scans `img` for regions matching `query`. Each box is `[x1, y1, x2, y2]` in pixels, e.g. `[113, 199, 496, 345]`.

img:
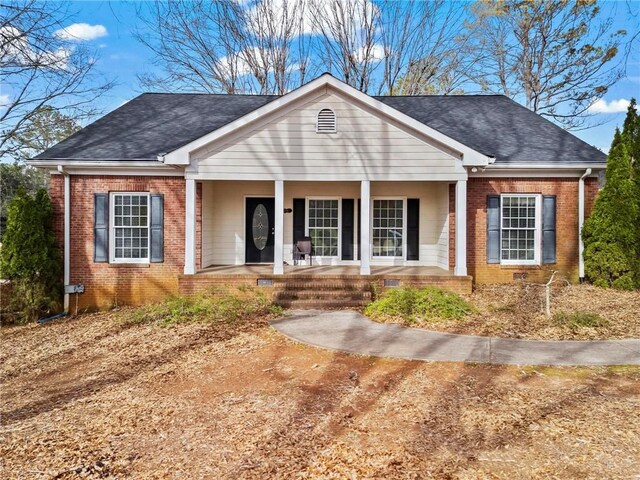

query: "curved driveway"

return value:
[270, 310, 640, 366]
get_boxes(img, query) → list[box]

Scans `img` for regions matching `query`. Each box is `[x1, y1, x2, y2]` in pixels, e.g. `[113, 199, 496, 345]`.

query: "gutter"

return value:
[57, 165, 70, 312]
[578, 168, 593, 282]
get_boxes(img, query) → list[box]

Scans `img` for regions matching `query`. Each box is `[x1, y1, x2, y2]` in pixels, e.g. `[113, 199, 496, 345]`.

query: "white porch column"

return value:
[360, 180, 371, 275]
[184, 178, 196, 275]
[454, 179, 468, 276]
[273, 180, 284, 274]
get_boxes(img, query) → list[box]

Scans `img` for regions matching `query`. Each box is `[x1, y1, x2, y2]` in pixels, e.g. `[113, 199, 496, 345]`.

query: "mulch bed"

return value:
[381, 284, 640, 340]
[1, 309, 640, 479]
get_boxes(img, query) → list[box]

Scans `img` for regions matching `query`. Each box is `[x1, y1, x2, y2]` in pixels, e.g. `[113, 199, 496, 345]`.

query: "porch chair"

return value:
[293, 236, 313, 266]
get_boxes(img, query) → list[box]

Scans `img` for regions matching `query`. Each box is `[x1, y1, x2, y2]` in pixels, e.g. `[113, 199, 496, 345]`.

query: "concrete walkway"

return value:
[270, 310, 640, 366]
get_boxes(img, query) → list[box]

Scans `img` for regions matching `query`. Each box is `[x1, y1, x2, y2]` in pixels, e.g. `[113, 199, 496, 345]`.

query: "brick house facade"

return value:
[33, 74, 606, 311]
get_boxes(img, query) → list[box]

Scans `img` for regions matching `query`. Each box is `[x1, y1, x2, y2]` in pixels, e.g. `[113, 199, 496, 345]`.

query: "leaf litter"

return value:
[1, 305, 639, 479]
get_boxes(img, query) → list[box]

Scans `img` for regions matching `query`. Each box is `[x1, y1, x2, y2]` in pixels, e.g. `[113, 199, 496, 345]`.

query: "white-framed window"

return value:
[500, 194, 541, 265]
[306, 197, 340, 257]
[110, 192, 150, 263]
[372, 198, 405, 258]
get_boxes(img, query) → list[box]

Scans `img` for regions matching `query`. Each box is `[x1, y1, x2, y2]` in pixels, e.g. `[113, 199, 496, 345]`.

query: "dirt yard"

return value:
[382, 284, 640, 340]
[1, 309, 639, 479]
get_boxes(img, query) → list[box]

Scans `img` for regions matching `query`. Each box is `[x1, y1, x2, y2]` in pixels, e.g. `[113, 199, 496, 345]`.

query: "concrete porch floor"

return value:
[197, 264, 456, 277]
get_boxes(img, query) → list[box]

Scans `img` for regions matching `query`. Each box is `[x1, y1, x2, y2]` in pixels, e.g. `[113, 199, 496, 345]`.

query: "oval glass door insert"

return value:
[252, 204, 269, 251]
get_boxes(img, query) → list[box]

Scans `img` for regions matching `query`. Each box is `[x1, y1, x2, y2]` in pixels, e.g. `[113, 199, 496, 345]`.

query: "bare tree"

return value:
[0, 0, 112, 160]
[136, 0, 313, 95]
[136, 0, 468, 96]
[309, 0, 379, 93]
[136, 1, 245, 94]
[464, 0, 626, 130]
[378, 0, 470, 95]
[239, 0, 314, 94]
[309, 0, 469, 95]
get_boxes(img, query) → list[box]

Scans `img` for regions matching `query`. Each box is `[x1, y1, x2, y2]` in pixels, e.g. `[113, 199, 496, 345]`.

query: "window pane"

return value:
[501, 196, 537, 263]
[307, 199, 339, 256]
[372, 199, 404, 257]
[113, 193, 150, 261]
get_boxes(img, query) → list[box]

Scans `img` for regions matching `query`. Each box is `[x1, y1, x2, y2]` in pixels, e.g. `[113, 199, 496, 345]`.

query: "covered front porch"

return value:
[183, 179, 469, 278]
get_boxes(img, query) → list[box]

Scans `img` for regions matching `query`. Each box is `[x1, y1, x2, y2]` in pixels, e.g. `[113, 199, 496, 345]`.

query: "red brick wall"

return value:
[50, 175, 64, 253]
[466, 177, 599, 284]
[50, 175, 188, 311]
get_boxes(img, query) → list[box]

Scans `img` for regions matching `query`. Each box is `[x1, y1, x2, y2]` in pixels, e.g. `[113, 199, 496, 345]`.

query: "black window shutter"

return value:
[293, 198, 305, 244]
[407, 199, 420, 260]
[486, 195, 500, 264]
[150, 194, 164, 263]
[94, 193, 109, 263]
[357, 199, 361, 260]
[542, 195, 557, 264]
[341, 199, 355, 260]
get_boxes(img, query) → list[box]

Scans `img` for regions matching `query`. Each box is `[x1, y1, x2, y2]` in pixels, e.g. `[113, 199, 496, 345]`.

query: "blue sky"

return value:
[61, 0, 640, 152]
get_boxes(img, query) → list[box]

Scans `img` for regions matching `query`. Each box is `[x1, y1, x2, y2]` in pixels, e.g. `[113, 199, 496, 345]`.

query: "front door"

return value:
[245, 197, 275, 263]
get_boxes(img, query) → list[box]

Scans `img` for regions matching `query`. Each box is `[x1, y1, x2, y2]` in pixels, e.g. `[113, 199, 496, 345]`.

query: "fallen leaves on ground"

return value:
[383, 284, 640, 340]
[1, 308, 639, 479]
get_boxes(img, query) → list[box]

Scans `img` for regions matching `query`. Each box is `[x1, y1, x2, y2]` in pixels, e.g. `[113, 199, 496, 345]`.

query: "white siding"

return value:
[191, 89, 464, 181]
[201, 180, 449, 269]
[201, 181, 273, 266]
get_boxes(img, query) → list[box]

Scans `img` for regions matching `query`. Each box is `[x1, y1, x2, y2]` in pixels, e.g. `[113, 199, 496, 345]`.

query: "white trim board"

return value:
[108, 192, 151, 265]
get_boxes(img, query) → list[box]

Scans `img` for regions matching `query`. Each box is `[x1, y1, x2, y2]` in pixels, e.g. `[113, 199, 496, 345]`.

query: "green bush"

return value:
[125, 286, 283, 327]
[364, 286, 475, 324]
[0, 188, 61, 323]
[553, 311, 608, 329]
[582, 99, 640, 290]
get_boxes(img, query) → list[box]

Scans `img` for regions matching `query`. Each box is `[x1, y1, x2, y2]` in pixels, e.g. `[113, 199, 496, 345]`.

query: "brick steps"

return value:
[274, 299, 368, 309]
[272, 282, 372, 290]
[273, 278, 372, 308]
[274, 290, 372, 301]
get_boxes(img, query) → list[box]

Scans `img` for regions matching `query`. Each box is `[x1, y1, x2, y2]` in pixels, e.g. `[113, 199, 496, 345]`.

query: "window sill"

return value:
[498, 264, 542, 270]
[108, 263, 151, 268]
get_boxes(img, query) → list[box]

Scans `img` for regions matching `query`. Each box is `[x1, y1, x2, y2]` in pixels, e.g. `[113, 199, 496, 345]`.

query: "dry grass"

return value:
[380, 284, 640, 340]
[2, 307, 640, 479]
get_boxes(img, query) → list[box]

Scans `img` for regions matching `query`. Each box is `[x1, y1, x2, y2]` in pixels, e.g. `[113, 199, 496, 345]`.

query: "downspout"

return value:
[578, 168, 592, 283]
[57, 165, 70, 312]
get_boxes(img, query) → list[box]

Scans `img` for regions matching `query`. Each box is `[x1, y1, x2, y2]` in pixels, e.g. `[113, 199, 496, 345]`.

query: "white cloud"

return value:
[588, 98, 633, 114]
[352, 43, 386, 63]
[55, 23, 108, 42]
[217, 48, 260, 77]
[0, 26, 70, 70]
[0, 94, 10, 110]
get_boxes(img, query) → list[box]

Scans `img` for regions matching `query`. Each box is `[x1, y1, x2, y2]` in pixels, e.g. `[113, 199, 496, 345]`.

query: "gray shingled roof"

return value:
[35, 92, 606, 165]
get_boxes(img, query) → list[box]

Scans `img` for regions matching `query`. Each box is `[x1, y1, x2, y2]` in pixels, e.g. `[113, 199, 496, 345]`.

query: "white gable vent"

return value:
[316, 108, 336, 133]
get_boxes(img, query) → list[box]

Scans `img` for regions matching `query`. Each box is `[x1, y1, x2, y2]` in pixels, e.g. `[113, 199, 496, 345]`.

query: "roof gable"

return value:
[189, 89, 467, 181]
[165, 74, 490, 166]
